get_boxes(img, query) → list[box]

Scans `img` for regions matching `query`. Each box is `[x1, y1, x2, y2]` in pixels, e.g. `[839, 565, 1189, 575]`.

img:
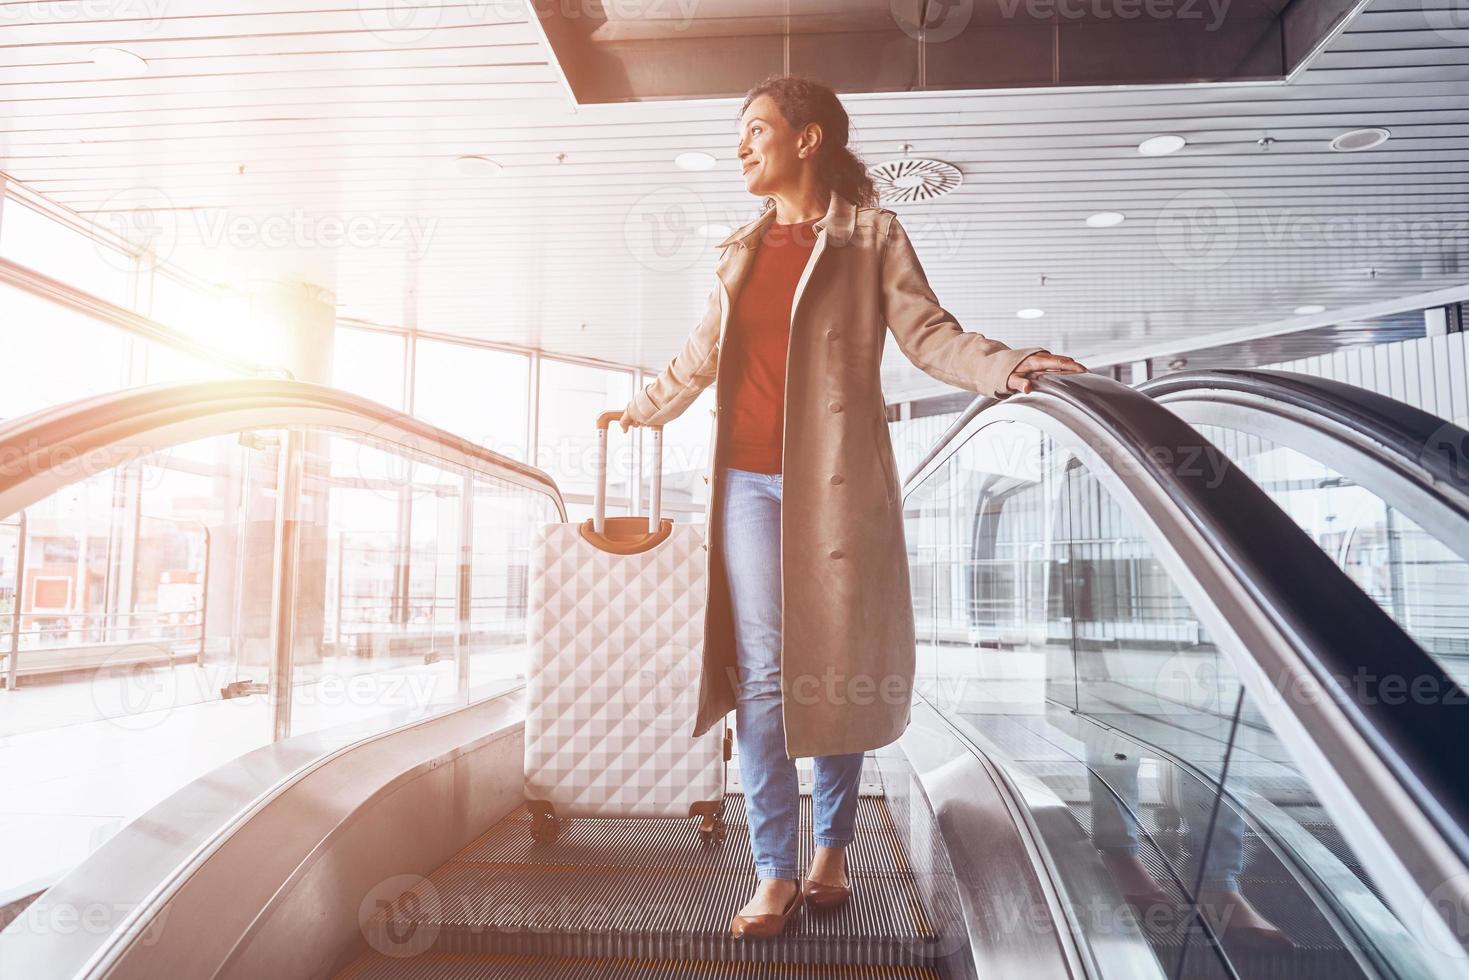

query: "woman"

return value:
[618, 75, 1088, 938]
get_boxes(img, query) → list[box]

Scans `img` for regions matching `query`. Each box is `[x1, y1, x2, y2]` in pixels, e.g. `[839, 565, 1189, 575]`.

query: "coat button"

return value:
[828, 402, 842, 413]
[825, 329, 838, 339]
[829, 549, 844, 559]
[830, 474, 843, 485]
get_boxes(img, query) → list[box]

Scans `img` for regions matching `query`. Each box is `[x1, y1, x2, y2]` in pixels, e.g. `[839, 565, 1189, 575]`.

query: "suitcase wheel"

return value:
[530, 813, 561, 845]
[698, 813, 726, 847]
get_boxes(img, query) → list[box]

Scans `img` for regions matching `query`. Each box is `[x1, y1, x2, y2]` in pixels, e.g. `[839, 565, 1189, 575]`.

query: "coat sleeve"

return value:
[626, 276, 722, 425]
[879, 212, 1049, 399]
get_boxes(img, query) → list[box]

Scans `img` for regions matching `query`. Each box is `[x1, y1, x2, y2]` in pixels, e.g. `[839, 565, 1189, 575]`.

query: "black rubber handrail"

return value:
[903, 372, 1469, 872]
[1137, 368, 1469, 505]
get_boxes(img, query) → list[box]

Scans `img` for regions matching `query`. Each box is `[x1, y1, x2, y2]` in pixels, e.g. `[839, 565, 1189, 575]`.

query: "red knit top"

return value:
[720, 216, 821, 474]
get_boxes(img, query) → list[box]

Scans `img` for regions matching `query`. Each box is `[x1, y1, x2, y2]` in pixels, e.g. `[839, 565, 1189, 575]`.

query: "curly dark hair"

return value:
[739, 74, 878, 209]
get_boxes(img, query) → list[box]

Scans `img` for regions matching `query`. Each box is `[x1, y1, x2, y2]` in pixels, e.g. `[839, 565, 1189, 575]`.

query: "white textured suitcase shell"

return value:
[523, 520, 726, 818]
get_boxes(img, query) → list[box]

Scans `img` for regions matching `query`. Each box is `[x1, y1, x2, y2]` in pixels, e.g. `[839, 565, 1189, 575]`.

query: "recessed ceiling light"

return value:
[1294, 304, 1327, 315]
[1086, 211, 1126, 228]
[1138, 134, 1187, 156]
[90, 47, 149, 76]
[454, 155, 501, 176]
[1330, 128, 1390, 153]
[698, 224, 732, 238]
[1016, 308, 1045, 320]
[674, 151, 718, 171]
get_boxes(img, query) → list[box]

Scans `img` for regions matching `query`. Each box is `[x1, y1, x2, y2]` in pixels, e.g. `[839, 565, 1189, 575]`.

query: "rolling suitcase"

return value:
[522, 410, 730, 846]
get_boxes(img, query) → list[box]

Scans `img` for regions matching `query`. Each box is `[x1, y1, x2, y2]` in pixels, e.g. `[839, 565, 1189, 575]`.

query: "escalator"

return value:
[1138, 368, 1469, 683]
[901, 372, 1469, 978]
[1, 375, 1467, 979]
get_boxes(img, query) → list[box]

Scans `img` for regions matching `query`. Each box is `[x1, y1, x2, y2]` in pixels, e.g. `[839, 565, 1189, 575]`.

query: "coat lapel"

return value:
[713, 190, 856, 346]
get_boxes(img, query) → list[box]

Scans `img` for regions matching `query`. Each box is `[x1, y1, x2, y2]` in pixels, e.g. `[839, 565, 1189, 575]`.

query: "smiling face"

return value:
[737, 94, 821, 198]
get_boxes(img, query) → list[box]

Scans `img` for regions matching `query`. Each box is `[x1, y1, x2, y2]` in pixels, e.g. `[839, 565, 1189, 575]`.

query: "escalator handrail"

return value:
[0, 379, 568, 522]
[1136, 368, 1469, 508]
[900, 373, 1469, 876]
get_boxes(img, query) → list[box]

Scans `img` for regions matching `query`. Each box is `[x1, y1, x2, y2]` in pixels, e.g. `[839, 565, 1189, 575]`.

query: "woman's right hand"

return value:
[617, 407, 638, 433]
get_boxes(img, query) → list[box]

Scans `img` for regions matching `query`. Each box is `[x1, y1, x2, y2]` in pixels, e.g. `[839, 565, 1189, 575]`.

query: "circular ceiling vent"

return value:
[868, 157, 963, 204]
[1330, 127, 1390, 152]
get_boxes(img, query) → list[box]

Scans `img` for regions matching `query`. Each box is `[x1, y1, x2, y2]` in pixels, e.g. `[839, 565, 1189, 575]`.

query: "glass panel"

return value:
[412, 338, 528, 460]
[904, 418, 1058, 712]
[289, 429, 557, 737]
[904, 416, 1455, 977]
[0, 422, 559, 893]
[0, 198, 133, 308]
[468, 490, 541, 696]
[1184, 678, 1460, 977]
[0, 433, 275, 894]
[1196, 424, 1469, 688]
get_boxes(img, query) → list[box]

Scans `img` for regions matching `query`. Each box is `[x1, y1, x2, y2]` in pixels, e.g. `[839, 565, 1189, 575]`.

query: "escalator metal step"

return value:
[349, 794, 954, 971]
[337, 951, 942, 979]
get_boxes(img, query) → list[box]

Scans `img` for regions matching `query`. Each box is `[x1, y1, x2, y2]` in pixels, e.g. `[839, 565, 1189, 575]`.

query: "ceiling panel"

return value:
[0, 0, 1465, 401]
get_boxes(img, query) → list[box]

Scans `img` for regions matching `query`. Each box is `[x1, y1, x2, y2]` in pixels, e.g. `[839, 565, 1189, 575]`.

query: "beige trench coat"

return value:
[626, 189, 1047, 759]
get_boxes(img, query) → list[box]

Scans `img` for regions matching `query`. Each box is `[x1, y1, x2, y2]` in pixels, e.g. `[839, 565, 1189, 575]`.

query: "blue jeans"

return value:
[719, 467, 865, 881]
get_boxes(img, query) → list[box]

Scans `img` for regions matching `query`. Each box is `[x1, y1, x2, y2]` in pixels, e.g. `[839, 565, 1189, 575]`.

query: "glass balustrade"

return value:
[0, 399, 560, 897]
[904, 413, 1463, 978]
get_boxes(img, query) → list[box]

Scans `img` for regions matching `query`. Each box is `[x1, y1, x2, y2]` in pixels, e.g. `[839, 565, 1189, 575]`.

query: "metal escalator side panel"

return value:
[897, 373, 1469, 968]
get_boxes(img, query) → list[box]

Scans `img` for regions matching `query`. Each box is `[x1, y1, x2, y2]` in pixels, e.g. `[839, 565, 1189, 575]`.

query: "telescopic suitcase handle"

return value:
[594, 411, 661, 535]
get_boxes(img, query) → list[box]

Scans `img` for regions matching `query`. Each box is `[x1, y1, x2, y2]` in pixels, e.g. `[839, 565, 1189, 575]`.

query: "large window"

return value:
[536, 358, 635, 510]
[0, 197, 133, 308]
[412, 338, 529, 460]
[0, 282, 129, 419]
[333, 326, 407, 410]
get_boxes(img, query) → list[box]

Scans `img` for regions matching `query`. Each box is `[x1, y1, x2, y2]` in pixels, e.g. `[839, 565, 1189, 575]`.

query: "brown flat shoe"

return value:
[802, 852, 852, 910]
[730, 883, 803, 939]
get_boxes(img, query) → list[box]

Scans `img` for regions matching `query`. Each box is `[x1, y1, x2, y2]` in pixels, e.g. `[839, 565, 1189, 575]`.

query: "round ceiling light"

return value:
[1086, 211, 1126, 228]
[867, 158, 963, 203]
[1138, 134, 1187, 156]
[454, 155, 501, 176]
[1330, 128, 1390, 153]
[90, 47, 149, 76]
[674, 151, 718, 171]
[1016, 308, 1045, 320]
[1294, 304, 1327, 315]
